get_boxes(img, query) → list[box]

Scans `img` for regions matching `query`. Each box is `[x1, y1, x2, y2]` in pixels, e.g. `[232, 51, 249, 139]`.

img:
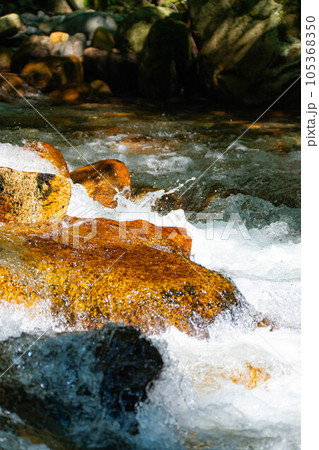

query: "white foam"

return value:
[0, 143, 58, 174]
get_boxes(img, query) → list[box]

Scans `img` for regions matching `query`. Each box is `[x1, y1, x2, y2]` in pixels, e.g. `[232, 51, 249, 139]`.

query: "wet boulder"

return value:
[11, 35, 54, 74]
[0, 324, 163, 448]
[0, 141, 71, 224]
[70, 159, 131, 208]
[20, 55, 83, 92]
[139, 17, 191, 98]
[0, 217, 240, 335]
[0, 13, 21, 39]
[187, 0, 301, 105]
[0, 168, 71, 224]
[49, 31, 69, 45]
[24, 141, 70, 177]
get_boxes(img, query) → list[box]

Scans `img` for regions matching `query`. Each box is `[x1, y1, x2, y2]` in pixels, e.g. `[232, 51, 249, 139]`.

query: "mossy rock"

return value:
[139, 17, 191, 98]
[187, 0, 301, 105]
[92, 26, 115, 50]
[117, 6, 173, 54]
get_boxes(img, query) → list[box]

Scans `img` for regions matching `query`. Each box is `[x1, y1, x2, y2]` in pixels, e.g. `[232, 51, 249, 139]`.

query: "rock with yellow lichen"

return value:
[0, 167, 71, 224]
[0, 217, 242, 335]
[70, 159, 131, 208]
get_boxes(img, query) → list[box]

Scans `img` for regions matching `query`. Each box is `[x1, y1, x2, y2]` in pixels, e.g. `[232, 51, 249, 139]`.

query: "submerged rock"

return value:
[0, 167, 71, 224]
[70, 159, 131, 208]
[0, 216, 240, 335]
[0, 324, 163, 448]
[21, 55, 83, 92]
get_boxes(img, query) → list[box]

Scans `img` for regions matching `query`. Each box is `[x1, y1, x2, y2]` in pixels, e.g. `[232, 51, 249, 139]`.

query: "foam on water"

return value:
[0, 142, 300, 448]
[0, 143, 58, 174]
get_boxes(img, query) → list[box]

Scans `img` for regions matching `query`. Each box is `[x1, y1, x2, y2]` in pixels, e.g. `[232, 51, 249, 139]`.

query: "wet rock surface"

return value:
[0, 324, 163, 448]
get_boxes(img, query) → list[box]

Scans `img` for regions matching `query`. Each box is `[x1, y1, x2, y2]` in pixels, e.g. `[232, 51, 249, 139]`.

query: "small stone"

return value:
[50, 31, 69, 45]
[90, 79, 112, 98]
[70, 159, 131, 208]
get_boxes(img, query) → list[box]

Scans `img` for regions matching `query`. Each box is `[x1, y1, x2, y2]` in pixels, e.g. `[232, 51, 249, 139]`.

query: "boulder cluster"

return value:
[0, 0, 300, 105]
[0, 141, 245, 336]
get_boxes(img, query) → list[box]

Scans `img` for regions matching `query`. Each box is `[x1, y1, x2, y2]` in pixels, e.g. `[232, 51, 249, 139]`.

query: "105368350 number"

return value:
[306, 16, 316, 86]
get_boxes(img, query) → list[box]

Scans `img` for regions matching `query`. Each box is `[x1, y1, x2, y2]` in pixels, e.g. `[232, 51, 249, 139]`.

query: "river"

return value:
[0, 99, 300, 449]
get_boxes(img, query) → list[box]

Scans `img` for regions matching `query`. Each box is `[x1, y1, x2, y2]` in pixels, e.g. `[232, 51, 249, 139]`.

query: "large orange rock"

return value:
[0, 167, 71, 224]
[0, 217, 241, 335]
[24, 141, 70, 177]
[70, 159, 131, 208]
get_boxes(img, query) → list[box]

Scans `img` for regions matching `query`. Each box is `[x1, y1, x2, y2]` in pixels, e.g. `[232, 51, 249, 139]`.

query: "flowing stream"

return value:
[0, 99, 300, 449]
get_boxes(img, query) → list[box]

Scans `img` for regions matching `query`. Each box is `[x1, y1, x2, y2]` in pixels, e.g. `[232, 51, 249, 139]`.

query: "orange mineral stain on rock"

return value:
[0, 167, 71, 224]
[70, 159, 131, 208]
[0, 217, 240, 335]
[24, 141, 70, 177]
[198, 363, 271, 390]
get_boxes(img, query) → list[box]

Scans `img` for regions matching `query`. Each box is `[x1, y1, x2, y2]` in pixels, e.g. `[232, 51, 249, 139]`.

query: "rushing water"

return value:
[0, 99, 300, 449]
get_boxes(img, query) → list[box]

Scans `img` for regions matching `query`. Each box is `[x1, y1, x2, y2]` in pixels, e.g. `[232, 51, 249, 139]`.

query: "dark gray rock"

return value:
[11, 35, 54, 73]
[0, 323, 163, 448]
[83, 47, 138, 95]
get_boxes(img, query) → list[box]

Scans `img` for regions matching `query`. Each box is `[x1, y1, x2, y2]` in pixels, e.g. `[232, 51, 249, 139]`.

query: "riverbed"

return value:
[0, 99, 300, 449]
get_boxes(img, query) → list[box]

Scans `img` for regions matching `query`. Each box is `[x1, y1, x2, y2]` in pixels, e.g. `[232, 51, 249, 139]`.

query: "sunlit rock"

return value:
[49, 31, 69, 45]
[0, 324, 163, 447]
[187, 0, 301, 105]
[0, 217, 240, 335]
[0, 167, 71, 224]
[0, 13, 21, 39]
[70, 159, 131, 208]
[24, 141, 70, 177]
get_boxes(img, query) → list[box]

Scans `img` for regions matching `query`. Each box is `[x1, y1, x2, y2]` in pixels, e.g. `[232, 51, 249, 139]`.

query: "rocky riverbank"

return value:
[0, 0, 300, 106]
